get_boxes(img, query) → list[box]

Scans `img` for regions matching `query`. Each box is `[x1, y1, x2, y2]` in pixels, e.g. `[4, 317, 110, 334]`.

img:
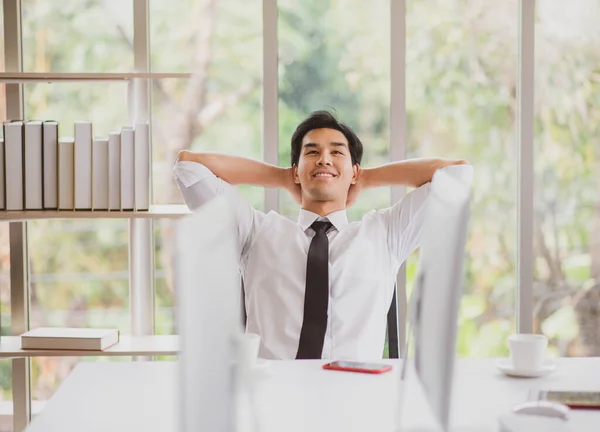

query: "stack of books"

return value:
[0, 120, 150, 212]
[20, 327, 120, 351]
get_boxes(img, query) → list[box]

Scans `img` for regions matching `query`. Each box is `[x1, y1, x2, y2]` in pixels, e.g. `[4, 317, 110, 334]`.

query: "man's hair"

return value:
[290, 110, 363, 166]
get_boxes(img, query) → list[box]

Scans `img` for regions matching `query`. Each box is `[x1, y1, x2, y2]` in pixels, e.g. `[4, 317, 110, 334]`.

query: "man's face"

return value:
[293, 128, 359, 203]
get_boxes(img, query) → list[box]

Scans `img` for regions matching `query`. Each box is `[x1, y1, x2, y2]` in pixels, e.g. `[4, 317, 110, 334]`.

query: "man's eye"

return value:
[306, 150, 318, 155]
[333, 150, 343, 155]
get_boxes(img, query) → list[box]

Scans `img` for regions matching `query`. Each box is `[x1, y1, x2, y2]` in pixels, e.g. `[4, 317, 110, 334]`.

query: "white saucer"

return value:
[495, 358, 556, 378]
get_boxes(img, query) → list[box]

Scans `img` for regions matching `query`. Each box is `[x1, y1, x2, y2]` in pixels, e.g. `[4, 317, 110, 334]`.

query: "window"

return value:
[406, 0, 518, 357]
[277, 0, 391, 220]
[150, 0, 263, 207]
[24, 82, 128, 135]
[28, 219, 130, 332]
[150, 0, 263, 334]
[534, 0, 600, 356]
[22, 0, 133, 73]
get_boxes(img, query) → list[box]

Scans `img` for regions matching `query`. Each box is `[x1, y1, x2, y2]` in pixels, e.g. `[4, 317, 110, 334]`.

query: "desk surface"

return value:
[25, 358, 600, 432]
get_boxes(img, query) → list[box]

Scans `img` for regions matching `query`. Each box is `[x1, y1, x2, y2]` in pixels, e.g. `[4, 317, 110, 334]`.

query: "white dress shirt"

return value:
[174, 161, 431, 360]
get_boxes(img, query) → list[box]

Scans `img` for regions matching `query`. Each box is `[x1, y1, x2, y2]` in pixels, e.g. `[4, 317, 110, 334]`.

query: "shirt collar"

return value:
[297, 208, 349, 232]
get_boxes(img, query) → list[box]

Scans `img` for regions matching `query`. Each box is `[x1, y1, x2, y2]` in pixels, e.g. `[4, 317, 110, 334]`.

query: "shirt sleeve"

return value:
[173, 161, 263, 257]
[378, 164, 474, 265]
[378, 183, 431, 266]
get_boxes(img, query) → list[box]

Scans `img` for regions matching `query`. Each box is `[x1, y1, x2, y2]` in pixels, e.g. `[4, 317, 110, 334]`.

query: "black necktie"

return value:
[296, 220, 333, 359]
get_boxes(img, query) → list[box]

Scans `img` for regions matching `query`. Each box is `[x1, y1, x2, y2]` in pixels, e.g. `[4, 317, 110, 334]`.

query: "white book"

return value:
[120, 127, 135, 210]
[92, 137, 109, 210]
[74, 121, 92, 210]
[20, 327, 119, 351]
[42, 121, 59, 209]
[4, 121, 24, 211]
[134, 122, 150, 211]
[24, 121, 43, 210]
[108, 131, 121, 210]
[58, 137, 75, 210]
[0, 137, 4, 210]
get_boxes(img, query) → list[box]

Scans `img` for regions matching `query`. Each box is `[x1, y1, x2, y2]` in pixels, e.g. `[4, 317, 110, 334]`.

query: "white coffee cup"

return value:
[508, 334, 548, 371]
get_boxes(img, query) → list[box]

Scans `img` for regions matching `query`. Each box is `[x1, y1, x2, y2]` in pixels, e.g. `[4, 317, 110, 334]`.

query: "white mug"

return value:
[508, 334, 548, 371]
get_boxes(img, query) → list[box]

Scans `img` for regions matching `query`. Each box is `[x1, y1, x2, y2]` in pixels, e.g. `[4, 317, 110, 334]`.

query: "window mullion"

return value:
[517, 0, 535, 334]
[263, 0, 279, 212]
[391, 0, 407, 357]
[4, 1, 31, 430]
[129, 0, 155, 354]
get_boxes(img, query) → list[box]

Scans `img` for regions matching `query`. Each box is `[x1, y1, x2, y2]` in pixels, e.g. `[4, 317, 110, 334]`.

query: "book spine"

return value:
[43, 121, 59, 209]
[92, 137, 109, 210]
[58, 138, 75, 210]
[21, 337, 102, 351]
[0, 137, 4, 210]
[108, 131, 121, 210]
[120, 127, 135, 210]
[74, 121, 92, 210]
[24, 121, 43, 210]
[134, 122, 150, 211]
[4, 121, 24, 211]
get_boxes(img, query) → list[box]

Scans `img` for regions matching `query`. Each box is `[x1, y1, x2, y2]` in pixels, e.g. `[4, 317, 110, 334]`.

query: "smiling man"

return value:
[174, 110, 468, 360]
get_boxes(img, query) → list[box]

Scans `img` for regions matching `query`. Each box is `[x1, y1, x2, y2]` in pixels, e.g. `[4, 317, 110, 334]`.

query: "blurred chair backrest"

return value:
[240, 279, 247, 327]
[387, 277, 409, 360]
[176, 195, 240, 432]
[387, 287, 400, 359]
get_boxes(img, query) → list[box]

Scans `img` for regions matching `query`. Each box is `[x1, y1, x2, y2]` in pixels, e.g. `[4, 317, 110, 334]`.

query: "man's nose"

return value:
[317, 153, 333, 166]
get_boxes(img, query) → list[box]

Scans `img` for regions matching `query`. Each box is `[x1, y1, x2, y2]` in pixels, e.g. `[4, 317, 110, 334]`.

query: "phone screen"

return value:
[327, 360, 390, 371]
[546, 391, 600, 408]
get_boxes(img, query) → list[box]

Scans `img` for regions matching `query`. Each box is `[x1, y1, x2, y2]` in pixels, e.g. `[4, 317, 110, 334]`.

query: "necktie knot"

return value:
[311, 221, 332, 234]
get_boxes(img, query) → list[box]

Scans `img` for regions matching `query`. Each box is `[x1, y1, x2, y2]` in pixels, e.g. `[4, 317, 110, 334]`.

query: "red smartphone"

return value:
[322, 360, 393, 374]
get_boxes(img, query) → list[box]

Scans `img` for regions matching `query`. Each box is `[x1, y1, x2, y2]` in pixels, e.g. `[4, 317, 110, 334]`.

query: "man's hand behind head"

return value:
[345, 166, 364, 208]
[283, 167, 302, 205]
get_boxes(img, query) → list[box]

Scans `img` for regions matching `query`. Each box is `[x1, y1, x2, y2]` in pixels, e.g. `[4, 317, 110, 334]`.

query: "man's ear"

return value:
[351, 164, 360, 185]
[293, 164, 301, 184]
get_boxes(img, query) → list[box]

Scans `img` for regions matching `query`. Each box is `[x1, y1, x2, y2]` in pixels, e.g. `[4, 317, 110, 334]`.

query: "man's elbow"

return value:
[177, 150, 193, 163]
[431, 158, 471, 178]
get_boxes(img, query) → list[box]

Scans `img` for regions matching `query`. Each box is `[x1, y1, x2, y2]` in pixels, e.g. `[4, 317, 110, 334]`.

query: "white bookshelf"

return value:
[0, 204, 191, 222]
[0, 3, 189, 429]
[0, 335, 179, 358]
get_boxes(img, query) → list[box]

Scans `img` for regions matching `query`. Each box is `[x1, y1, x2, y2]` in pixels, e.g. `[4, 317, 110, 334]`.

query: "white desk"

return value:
[24, 358, 600, 432]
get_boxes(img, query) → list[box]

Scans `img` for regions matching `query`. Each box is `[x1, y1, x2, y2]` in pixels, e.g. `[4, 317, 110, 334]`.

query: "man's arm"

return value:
[377, 162, 472, 264]
[178, 150, 298, 190]
[178, 150, 301, 203]
[346, 158, 469, 207]
[361, 158, 469, 189]
[175, 151, 286, 255]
